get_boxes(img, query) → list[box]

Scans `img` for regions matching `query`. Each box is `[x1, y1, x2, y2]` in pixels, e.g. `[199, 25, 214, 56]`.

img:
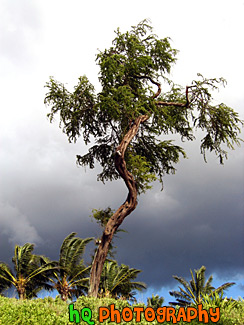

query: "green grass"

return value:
[0, 296, 243, 324]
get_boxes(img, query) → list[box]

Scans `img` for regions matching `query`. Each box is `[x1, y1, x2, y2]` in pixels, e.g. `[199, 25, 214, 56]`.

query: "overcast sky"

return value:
[0, 0, 244, 304]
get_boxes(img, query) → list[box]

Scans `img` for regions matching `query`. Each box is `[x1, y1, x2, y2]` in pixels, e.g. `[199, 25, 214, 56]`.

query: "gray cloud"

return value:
[110, 138, 244, 288]
[0, 201, 42, 246]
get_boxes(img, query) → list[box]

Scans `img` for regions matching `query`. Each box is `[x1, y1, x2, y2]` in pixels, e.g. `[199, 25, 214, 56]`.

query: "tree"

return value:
[0, 243, 55, 299]
[169, 265, 235, 306]
[99, 260, 146, 301]
[44, 19, 243, 297]
[49, 233, 93, 301]
[147, 294, 165, 310]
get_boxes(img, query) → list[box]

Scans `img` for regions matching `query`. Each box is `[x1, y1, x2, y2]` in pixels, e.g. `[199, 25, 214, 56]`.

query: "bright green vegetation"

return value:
[0, 295, 243, 324]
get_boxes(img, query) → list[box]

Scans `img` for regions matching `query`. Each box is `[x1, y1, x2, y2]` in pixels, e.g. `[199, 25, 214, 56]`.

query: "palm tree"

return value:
[99, 260, 146, 301]
[0, 243, 55, 299]
[147, 294, 165, 310]
[49, 233, 93, 301]
[0, 266, 11, 296]
[169, 265, 235, 306]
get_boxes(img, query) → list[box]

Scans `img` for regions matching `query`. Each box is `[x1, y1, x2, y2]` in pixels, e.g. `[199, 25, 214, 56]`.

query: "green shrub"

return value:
[0, 295, 243, 324]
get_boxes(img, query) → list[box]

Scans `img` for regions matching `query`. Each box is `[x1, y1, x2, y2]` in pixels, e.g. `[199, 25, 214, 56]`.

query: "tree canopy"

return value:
[45, 20, 242, 193]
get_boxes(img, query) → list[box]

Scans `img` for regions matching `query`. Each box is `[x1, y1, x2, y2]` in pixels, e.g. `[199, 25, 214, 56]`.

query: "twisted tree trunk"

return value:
[88, 79, 191, 297]
[88, 115, 149, 297]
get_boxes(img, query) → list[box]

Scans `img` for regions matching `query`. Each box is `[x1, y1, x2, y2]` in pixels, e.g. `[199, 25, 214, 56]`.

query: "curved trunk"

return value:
[88, 115, 149, 297]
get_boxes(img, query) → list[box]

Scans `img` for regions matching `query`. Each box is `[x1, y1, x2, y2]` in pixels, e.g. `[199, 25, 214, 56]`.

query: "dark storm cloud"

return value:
[109, 137, 244, 289]
[0, 116, 126, 264]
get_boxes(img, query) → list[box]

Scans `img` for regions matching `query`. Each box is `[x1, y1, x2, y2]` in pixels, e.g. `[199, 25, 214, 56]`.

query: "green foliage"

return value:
[49, 233, 93, 301]
[201, 291, 239, 310]
[90, 207, 114, 228]
[198, 294, 244, 325]
[189, 74, 243, 163]
[0, 295, 243, 324]
[147, 294, 164, 310]
[0, 296, 70, 324]
[45, 76, 98, 144]
[126, 154, 157, 193]
[99, 260, 146, 300]
[0, 263, 12, 295]
[96, 20, 177, 121]
[45, 20, 243, 194]
[169, 265, 235, 307]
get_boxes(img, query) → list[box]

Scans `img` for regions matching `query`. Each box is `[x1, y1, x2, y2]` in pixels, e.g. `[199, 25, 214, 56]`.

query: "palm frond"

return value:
[213, 282, 235, 294]
[59, 232, 77, 268]
[0, 263, 16, 292]
[69, 237, 93, 270]
[52, 233, 93, 301]
[69, 266, 91, 284]
[13, 243, 34, 275]
[100, 260, 146, 298]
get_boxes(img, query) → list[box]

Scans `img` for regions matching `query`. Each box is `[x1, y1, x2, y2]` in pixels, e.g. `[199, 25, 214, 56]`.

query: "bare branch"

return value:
[156, 101, 186, 107]
[156, 86, 193, 107]
[135, 75, 194, 106]
[134, 75, 161, 99]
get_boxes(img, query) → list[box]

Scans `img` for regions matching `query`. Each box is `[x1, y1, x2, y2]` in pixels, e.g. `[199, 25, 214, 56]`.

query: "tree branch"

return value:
[156, 86, 193, 107]
[134, 75, 161, 99]
[135, 75, 193, 107]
